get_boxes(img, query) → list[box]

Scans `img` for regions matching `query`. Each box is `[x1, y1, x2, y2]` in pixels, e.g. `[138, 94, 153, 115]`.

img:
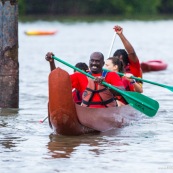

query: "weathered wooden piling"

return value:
[0, 0, 18, 108]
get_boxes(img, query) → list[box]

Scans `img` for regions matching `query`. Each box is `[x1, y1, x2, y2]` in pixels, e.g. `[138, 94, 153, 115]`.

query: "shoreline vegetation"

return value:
[19, 14, 173, 23]
[18, 0, 173, 22]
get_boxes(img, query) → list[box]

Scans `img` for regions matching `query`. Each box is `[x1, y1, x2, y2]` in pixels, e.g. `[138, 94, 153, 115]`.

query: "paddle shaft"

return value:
[114, 71, 173, 92]
[52, 56, 159, 117]
[107, 32, 116, 58]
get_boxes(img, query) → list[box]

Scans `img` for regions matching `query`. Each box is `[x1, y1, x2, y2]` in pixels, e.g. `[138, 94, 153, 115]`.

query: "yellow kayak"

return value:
[25, 30, 57, 36]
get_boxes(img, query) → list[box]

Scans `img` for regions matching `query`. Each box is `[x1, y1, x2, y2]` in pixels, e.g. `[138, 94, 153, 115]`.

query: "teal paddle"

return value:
[104, 69, 173, 92]
[52, 56, 159, 117]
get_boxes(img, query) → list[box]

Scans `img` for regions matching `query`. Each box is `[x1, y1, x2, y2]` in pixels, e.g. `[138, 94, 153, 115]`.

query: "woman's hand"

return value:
[124, 73, 134, 82]
[113, 25, 123, 35]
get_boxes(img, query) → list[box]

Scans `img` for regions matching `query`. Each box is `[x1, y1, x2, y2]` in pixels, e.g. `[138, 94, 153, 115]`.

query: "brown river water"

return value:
[0, 20, 173, 173]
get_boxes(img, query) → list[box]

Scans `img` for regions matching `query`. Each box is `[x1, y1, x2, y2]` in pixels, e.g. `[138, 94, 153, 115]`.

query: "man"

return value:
[113, 25, 143, 93]
[45, 52, 125, 108]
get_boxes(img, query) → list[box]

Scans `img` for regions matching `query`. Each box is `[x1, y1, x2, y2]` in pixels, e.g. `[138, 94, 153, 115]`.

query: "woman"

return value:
[105, 56, 143, 106]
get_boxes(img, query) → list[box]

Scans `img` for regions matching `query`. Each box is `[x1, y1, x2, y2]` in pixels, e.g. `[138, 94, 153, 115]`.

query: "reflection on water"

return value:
[47, 129, 127, 159]
[47, 133, 99, 159]
[0, 109, 25, 152]
[1, 136, 21, 150]
[0, 108, 19, 116]
[0, 20, 173, 173]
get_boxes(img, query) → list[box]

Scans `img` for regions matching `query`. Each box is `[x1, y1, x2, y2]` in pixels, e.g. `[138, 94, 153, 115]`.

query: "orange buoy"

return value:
[141, 60, 168, 72]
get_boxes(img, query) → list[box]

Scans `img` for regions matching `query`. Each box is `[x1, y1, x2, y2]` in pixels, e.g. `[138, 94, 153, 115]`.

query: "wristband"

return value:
[130, 79, 136, 84]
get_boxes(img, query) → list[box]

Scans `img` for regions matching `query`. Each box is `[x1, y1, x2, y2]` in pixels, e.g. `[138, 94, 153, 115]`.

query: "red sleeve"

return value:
[122, 77, 135, 91]
[105, 72, 125, 89]
[70, 73, 88, 92]
[129, 58, 142, 78]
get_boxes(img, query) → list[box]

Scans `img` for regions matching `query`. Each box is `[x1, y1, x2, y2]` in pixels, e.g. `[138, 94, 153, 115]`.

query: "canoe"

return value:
[24, 30, 57, 36]
[141, 60, 167, 72]
[48, 67, 140, 136]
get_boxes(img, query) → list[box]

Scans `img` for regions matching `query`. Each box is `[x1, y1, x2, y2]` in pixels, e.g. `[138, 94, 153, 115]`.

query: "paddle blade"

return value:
[123, 92, 159, 117]
[166, 86, 173, 92]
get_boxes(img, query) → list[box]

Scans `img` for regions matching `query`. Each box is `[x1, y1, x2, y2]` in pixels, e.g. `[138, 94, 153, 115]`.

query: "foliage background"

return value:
[18, 0, 173, 19]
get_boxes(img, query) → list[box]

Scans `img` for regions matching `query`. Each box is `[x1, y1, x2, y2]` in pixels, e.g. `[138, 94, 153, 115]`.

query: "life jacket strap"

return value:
[82, 98, 115, 107]
[86, 87, 107, 93]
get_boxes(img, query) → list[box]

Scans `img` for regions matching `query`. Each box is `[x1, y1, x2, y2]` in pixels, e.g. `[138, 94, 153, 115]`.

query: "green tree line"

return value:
[18, 0, 173, 17]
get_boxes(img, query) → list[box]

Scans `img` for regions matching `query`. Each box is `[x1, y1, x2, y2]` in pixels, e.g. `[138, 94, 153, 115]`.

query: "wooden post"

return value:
[0, 0, 18, 108]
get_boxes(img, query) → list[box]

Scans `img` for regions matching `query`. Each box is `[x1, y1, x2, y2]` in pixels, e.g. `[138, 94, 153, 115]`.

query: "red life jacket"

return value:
[72, 88, 82, 105]
[81, 72, 117, 108]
